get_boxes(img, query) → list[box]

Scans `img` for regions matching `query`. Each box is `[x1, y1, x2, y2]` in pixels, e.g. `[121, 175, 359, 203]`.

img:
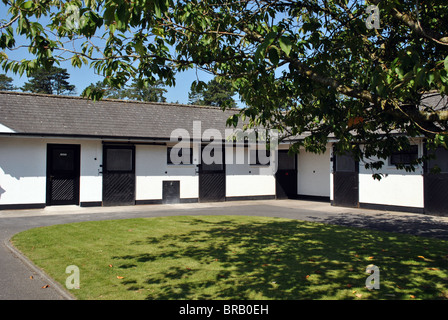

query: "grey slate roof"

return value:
[420, 92, 448, 111]
[0, 91, 240, 140]
[2, 91, 444, 142]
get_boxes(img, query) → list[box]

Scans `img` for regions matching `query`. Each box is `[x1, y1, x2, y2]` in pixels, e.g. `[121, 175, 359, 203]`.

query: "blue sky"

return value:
[8, 59, 216, 105]
[3, 41, 215, 105]
[0, 4, 230, 105]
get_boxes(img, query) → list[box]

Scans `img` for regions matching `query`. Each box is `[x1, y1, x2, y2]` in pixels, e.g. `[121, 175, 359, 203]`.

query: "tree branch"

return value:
[0, 15, 19, 30]
[287, 58, 378, 103]
[391, 8, 448, 46]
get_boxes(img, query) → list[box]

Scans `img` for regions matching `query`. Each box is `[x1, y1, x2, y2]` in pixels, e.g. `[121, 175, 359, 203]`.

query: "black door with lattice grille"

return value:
[333, 150, 359, 207]
[47, 144, 80, 206]
[199, 145, 225, 202]
[103, 145, 135, 206]
[424, 146, 448, 215]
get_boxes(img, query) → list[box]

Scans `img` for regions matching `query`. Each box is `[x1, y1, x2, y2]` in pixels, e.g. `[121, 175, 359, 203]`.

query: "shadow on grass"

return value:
[112, 217, 448, 300]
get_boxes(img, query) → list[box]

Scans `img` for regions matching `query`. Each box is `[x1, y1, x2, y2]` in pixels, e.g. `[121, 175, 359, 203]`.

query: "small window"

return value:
[336, 153, 356, 172]
[390, 145, 418, 165]
[249, 148, 271, 166]
[167, 147, 193, 165]
[106, 148, 133, 172]
[201, 146, 224, 171]
[427, 147, 448, 173]
[277, 151, 295, 170]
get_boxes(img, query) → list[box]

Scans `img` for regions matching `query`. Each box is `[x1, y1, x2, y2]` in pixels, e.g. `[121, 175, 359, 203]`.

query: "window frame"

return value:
[389, 145, 419, 166]
[104, 146, 135, 173]
[249, 147, 271, 166]
[167, 146, 194, 165]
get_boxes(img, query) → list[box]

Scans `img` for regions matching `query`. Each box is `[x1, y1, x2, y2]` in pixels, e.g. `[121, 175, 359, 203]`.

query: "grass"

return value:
[11, 215, 448, 300]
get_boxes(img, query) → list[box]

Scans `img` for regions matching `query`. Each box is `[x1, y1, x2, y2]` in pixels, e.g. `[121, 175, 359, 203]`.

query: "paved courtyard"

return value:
[1, 199, 448, 300]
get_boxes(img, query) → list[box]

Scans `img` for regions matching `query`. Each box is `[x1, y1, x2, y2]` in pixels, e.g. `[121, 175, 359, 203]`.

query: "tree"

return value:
[84, 79, 167, 102]
[83, 81, 121, 100]
[1, 0, 448, 171]
[117, 79, 167, 102]
[0, 74, 15, 91]
[188, 77, 237, 108]
[22, 66, 75, 95]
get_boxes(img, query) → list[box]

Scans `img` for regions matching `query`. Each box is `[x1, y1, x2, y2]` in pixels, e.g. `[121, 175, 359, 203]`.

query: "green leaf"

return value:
[444, 55, 448, 71]
[279, 36, 292, 56]
[154, 0, 169, 19]
[191, 80, 206, 92]
[83, 86, 91, 98]
[109, 22, 116, 34]
[268, 46, 279, 65]
[104, 6, 116, 25]
[226, 114, 239, 127]
[395, 66, 405, 80]
[427, 72, 435, 86]
[23, 1, 33, 9]
[415, 68, 426, 87]
[435, 133, 448, 149]
[254, 31, 277, 62]
[376, 83, 385, 96]
[440, 69, 448, 84]
[71, 55, 82, 68]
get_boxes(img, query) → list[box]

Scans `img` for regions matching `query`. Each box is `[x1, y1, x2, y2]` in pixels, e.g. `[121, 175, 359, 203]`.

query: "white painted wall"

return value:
[359, 141, 424, 208]
[297, 147, 331, 197]
[225, 146, 276, 197]
[358, 173, 424, 208]
[0, 138, 279, 207]
[0, 137, 103, 205]
[0, 137, 46, 205]
[135, 145, 198, 200]
[78, 140, 103, 203]
[0, 124, 15, 133]
[0, 136, 426, 209]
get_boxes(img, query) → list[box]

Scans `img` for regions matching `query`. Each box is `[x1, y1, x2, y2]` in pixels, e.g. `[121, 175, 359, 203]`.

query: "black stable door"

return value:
[199, 145, 226, 202]
[47, 144, 80, 206]
[103, 145, 136, 206]
[276, 150, 297, 199]
[333, 150, 359, 207]
[424, 146, 448, 215]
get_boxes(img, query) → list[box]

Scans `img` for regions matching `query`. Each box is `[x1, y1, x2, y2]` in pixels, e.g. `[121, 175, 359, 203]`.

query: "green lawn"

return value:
[11, 215, 448, 300]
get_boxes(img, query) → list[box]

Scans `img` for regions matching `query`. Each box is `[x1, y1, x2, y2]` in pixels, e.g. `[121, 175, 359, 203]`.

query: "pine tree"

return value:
[83, 79, 167, 102]
[119, 79, 167, 102]
[0, 74, 16, 91]
[22, 66, 75, 95]
[188, 77, 237, 108]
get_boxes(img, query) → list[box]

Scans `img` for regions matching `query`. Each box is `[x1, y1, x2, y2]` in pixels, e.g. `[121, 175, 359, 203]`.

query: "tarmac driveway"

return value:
[1, 199, 448, 300]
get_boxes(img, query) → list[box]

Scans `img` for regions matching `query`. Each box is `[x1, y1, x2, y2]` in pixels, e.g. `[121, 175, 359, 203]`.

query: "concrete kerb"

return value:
[3, 237, 76, 300]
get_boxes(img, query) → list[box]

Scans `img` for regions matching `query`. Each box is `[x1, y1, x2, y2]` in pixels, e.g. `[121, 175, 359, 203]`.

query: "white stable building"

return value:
[0, 91, 446, 215]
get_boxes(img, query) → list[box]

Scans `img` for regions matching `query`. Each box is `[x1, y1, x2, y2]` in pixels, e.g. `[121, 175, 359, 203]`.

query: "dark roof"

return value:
[4, 91, 443, 142]
[0, 91, 240, 140]
[420, 92, 448, 111]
